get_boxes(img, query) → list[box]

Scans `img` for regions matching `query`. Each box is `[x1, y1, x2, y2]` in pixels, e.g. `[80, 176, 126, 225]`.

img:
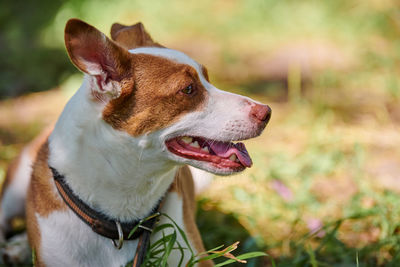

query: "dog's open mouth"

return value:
[166, 136, 252, 171]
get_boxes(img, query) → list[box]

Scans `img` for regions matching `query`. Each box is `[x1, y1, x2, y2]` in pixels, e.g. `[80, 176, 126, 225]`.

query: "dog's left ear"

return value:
[65, 19, 132, 98]
[110, 22, 163, 50]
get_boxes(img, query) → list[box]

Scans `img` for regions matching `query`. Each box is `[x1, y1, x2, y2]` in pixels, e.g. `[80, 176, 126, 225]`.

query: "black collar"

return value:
[49, 166, 161, 242]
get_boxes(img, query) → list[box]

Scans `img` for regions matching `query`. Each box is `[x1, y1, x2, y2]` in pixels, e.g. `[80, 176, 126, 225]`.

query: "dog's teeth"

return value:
[229, 154, 237, 162]
[181, 137, 193, 144]
[201, 146, 210, 153]
[190, 141, 200, 148]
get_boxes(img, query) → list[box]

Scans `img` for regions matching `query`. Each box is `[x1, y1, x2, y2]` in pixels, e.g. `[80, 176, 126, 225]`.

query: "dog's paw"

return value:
[0, 233, 32, 266]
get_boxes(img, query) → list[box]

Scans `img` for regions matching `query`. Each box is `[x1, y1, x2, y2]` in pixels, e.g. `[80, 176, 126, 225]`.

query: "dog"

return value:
[0, 19, 271, 266]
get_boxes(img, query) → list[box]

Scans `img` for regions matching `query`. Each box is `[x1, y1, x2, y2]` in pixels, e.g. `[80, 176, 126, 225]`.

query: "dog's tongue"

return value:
[208, 141, 252, 167]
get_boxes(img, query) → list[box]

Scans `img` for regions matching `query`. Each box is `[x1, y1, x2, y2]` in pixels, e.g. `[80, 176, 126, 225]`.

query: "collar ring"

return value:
[112, 221, 124, 249]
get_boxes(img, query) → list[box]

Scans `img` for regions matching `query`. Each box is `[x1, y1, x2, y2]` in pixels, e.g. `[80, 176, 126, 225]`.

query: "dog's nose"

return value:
[250, 104, 272, 124]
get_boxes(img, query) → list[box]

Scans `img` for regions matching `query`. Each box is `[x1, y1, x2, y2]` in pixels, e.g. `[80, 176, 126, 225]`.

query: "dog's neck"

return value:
[48, 78, 177, 222]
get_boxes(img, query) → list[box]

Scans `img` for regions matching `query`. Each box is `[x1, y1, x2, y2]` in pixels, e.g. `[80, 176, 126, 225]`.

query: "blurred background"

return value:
[1, 0, 400, 266]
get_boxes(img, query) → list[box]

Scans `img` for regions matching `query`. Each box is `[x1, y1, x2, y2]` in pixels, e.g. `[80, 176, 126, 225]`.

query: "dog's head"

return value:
[64, 19, 271, 175]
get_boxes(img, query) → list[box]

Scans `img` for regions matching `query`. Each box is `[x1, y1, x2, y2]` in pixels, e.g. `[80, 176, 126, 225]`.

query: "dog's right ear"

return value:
[110, 22, 162, 50]
[65, 19, 132, 98]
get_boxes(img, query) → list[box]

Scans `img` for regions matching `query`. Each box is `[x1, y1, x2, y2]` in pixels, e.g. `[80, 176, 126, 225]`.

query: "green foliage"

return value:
[2, 0, 400, 102]
[0, 0, 80, 98]
[124, 213, 267, 267]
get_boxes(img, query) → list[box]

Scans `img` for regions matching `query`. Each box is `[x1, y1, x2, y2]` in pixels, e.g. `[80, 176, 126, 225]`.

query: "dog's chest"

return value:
[37, 209, 139, 267]
[36, 191, 190, 267]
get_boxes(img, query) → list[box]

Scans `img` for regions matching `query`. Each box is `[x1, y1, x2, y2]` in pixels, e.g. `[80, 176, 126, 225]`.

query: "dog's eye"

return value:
[181, 84, 194, 95]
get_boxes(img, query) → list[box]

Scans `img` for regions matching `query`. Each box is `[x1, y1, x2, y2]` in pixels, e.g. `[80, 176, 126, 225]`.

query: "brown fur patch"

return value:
[170, 166, 213, 267]
[26, 142, 67, 266]
[103, 54, 207, 136]
[110, 22, 163, 50]
[28, 142, 66, 217]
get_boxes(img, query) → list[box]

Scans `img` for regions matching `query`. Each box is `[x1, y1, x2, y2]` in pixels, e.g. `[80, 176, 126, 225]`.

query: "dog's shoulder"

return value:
[169, 166, 195, 206]
[28, 141, 67, 217]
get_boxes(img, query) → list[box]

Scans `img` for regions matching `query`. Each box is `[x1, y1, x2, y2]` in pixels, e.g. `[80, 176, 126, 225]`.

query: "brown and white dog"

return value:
[0, 19, 271, 266]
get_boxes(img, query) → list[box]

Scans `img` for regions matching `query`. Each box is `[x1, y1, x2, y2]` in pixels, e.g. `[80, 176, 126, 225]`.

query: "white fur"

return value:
[37, 210, 139, 267]
[49, 81, 178, 220]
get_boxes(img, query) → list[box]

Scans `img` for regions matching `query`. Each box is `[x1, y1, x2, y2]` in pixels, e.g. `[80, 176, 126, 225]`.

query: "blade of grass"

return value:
[214, 252, 269, 267]
[160, 231, 177, 266]
[161, 213, 195, 256]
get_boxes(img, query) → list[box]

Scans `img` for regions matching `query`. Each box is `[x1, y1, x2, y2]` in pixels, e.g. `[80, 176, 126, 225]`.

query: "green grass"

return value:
[123, 212, 268, 267]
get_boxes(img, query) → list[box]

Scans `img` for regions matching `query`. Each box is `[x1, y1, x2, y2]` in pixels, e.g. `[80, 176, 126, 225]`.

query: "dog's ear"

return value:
[65, 19, 132, 98]
[110, 22, 163, 50]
